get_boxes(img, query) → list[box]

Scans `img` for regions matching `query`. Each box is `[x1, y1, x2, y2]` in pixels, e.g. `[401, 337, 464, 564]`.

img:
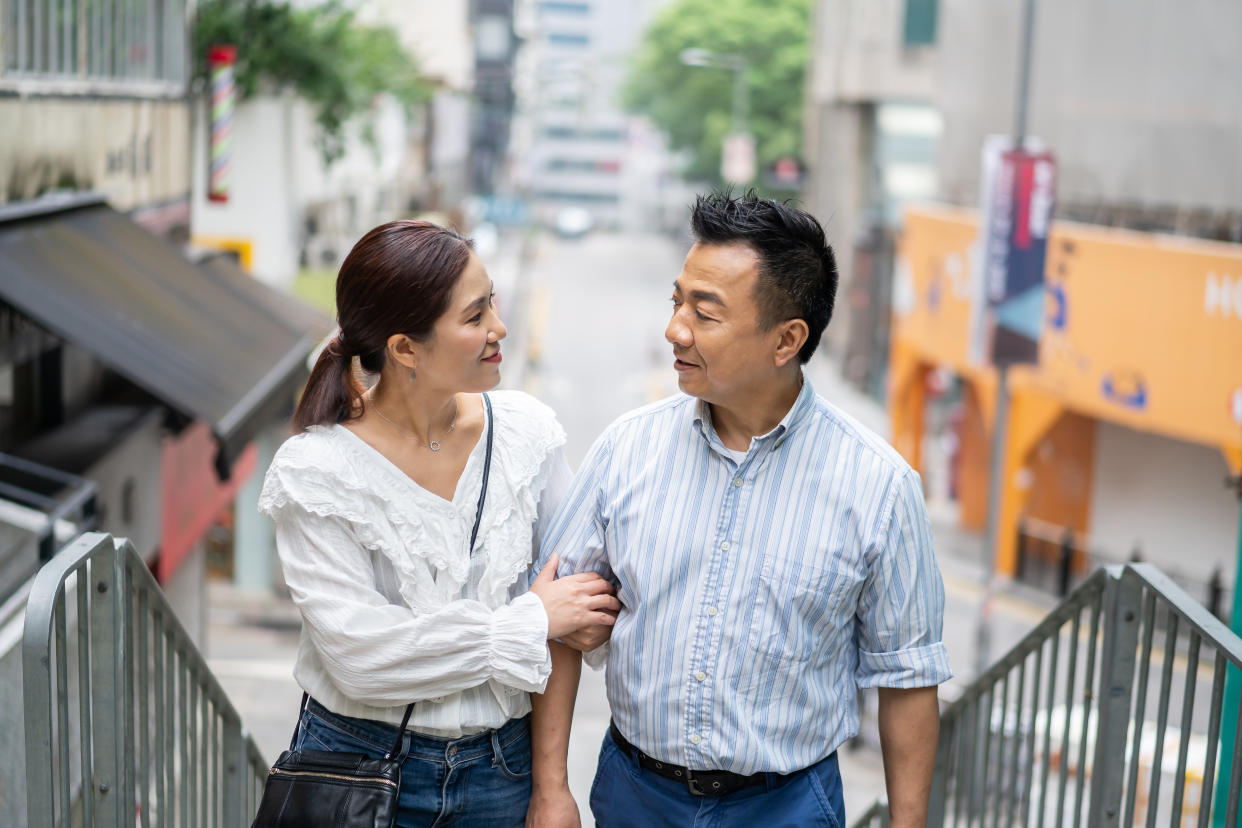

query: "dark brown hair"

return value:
[292, 220, 474, 431]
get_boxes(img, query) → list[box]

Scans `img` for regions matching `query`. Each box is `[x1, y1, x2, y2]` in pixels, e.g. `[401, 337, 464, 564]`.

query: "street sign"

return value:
[979, 148, 1057, 366]
[762, 156, 806, 191]
[477, 195, 529, 226]
[722, 133, 755, 185]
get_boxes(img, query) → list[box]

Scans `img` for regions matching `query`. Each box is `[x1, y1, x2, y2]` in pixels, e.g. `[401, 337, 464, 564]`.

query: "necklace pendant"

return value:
[429, 441, 441, 452]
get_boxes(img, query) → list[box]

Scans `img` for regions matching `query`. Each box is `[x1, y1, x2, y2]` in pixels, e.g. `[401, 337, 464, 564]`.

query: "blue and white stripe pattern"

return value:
[537, 376, 951, 775]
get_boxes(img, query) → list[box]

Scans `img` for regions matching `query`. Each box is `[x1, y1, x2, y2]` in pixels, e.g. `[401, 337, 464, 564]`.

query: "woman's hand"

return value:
[530, 554, 621, 641]
[558, 615, 616, 652]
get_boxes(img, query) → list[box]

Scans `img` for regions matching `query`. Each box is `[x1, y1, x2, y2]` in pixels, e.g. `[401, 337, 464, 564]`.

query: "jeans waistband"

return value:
[304, 697, 529, 760]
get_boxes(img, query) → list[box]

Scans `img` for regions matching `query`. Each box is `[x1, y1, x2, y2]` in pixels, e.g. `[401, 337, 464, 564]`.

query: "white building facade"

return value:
[513, 0, 678, 232]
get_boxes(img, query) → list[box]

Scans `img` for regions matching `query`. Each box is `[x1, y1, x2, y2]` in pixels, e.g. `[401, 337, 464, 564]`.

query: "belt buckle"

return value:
[685, 770, 707, 796]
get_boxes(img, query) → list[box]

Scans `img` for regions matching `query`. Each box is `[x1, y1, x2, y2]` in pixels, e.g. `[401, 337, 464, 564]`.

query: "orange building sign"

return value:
[891, 205, 1242, 575]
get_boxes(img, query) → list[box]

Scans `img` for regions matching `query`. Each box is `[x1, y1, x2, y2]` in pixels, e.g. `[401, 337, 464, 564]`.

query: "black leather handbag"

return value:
[251, 394, 495, 828]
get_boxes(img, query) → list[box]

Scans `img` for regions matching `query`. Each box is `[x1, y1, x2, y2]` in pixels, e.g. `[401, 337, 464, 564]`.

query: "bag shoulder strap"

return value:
[470, 392, 494, 554]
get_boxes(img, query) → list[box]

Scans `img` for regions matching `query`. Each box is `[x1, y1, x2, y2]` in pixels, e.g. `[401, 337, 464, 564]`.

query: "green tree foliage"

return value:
[623, 0, 810, 188]
[193, 0, 431, 164]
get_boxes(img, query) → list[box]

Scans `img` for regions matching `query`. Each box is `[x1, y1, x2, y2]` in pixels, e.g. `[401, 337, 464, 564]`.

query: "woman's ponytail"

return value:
[288, 220, 474, 432]
[291, 332, 364, 432]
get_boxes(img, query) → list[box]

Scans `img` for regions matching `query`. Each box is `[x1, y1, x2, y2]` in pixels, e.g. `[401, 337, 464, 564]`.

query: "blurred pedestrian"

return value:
[527, 192, 951, 828]
[259, 220, 620, 826]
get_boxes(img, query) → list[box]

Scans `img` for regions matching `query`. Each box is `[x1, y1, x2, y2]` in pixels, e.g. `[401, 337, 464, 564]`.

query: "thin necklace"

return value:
[370, 395, 458, 452]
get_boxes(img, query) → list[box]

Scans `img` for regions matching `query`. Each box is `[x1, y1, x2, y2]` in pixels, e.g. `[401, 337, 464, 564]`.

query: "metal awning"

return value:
[0, 194, 324, 477]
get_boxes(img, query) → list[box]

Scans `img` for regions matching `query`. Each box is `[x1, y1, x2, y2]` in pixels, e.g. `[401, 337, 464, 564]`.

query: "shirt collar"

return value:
[690, 370, 816, 448]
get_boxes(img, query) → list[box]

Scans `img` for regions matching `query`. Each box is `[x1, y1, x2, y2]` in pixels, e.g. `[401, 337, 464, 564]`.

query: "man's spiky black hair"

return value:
[690, 189, 838, 363]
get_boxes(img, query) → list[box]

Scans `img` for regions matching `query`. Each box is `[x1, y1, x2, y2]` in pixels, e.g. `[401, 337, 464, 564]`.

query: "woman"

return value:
[258, 220, 618, 826]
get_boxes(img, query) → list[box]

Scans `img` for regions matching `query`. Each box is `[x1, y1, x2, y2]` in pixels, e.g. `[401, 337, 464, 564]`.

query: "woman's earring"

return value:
[408, 366, 416, 381]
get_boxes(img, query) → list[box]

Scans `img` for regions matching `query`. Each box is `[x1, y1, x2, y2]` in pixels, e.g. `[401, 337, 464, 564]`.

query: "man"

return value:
[527, 191, 950, 828]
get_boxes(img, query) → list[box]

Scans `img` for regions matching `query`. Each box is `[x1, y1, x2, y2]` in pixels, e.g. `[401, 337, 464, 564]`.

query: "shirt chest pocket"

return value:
[743, 556, 858, 667]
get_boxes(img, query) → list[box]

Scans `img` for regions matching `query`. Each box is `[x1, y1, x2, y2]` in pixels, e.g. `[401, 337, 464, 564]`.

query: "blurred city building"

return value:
[511, 0, 685, 233]
[469, 0, 520, 196]
[191, 0, 460, 288]
[803, 0, 941, 396]
[803, 0, 1242, 612]
[0, 2, 328, 818]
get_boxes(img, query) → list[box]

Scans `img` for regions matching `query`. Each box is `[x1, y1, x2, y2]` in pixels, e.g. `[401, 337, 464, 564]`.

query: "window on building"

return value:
[2, 0, 188, 84]
[546, 32, 589, 47]
[475, 14, 511, 61]
[541, 126, 625, 142]
[545, 158, 620, 174]
[532, 190, 619, 204]
[903, 0, 938, 46]
[540, 2, 590, 15]
[546, 93, 582, 110]
[0, 304, 63, 449]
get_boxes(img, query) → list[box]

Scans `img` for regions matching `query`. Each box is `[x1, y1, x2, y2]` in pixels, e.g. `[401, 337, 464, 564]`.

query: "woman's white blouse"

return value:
[258, 390, 570, 737]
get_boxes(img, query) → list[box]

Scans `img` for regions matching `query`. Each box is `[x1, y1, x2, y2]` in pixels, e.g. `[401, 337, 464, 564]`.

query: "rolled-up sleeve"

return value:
[855, 468, 952, 689]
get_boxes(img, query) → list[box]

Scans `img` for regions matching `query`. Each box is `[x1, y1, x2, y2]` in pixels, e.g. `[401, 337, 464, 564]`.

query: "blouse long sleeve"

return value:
[275, 502, 552, 707]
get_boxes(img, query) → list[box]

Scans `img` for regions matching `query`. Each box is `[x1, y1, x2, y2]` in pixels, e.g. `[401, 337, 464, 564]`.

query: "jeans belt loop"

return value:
[489, 729, 503, 769]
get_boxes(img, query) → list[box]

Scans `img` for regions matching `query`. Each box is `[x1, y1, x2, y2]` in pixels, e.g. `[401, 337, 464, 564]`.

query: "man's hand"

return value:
[877, 686, 940, 828]
[525, 783, 581, 828]
[558, 613, 616, 652]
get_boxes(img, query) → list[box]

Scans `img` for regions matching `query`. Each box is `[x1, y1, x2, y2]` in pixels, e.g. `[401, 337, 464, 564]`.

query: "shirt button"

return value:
[695, 671, 706, 682]
[720, 541, 731, 551]
[690, 734, 702, 745]
[706, 606, 718, 616]
[732, 478, 743, 487]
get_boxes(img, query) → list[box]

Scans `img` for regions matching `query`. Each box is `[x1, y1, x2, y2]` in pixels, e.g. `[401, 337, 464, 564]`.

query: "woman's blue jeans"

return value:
[296, 698, 532, 828]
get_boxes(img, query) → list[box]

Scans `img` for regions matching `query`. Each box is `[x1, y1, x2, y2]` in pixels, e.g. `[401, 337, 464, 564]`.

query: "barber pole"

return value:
[208, 45, 236, 203]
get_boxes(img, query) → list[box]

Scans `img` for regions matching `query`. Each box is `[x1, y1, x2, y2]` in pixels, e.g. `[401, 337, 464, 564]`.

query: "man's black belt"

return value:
[608, 720, 768, 797]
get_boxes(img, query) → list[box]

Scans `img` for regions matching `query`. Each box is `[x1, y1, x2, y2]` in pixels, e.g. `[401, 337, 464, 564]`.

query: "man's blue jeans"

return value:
[296, 698, 531, 828]
[589, 727, 845, 827]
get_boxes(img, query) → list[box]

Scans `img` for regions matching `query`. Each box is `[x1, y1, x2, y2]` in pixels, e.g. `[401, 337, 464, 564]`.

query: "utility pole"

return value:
[679, 48, 753, 185]
[976, 0, 1038, 677]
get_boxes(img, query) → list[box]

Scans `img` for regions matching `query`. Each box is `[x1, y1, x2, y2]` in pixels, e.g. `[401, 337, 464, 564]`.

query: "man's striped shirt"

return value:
[537, 376, 951, 774]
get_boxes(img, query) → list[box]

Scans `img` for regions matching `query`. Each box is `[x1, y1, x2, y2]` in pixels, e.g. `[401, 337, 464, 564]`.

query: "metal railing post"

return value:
[223, 717, 245, 826]
[850, 563, 1242, 828]
[23, 532, 271, 826]
[88, 540, 126, 827]
[1086, 568, 1141, 828]
[927, 716, 953, 825]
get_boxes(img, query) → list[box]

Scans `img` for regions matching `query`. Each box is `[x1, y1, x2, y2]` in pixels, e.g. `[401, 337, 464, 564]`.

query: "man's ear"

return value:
[773, 319, 809, 368]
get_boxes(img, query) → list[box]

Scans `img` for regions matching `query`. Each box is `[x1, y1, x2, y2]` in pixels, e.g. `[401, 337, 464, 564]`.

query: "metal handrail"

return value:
[0, 450, 97, 562]
[851, 797, 891, 828]
[22, 532, 269, 827]
[849, 563, 1242, 827]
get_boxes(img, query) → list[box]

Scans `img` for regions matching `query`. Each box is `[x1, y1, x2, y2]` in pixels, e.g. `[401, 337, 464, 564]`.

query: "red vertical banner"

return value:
[981, 149, 1057, 365]
[207, 45, 236, 203]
